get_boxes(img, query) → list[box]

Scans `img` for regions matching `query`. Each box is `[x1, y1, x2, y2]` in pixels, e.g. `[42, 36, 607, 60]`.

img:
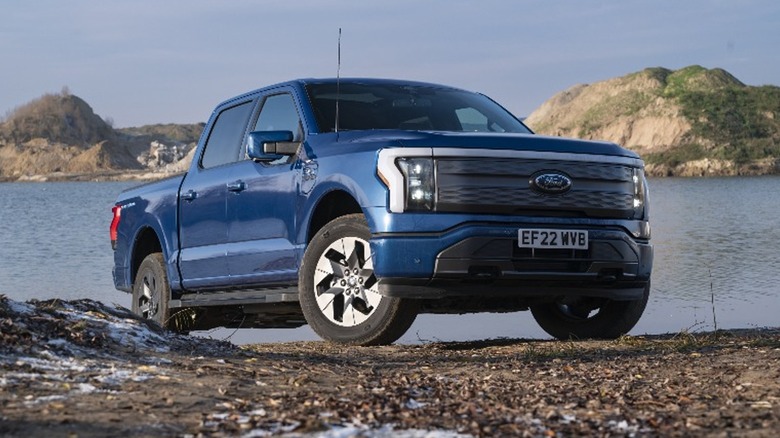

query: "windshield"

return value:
[305, 82, 531, 134]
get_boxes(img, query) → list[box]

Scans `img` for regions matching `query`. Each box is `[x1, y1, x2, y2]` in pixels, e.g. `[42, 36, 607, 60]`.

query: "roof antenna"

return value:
[335, 27, 341, 136]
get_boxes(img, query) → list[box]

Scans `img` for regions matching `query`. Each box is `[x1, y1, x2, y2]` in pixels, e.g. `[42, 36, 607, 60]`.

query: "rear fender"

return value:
[127, 212, 182, 293]
[115, 191, 182, 294]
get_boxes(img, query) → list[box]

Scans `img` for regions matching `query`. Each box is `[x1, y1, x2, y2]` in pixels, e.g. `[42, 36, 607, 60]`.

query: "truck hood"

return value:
[325, 130, 640, 159]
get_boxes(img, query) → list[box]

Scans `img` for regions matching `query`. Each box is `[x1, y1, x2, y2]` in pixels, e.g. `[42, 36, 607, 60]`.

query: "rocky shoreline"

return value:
[0, 169, 181, 183]
[645, 157, 780, 178]
[1, 296, 778, 437]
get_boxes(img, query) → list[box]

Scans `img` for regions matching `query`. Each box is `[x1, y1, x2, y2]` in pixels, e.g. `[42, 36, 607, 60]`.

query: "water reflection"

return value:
[650, 177, 780, 301]
[0, 177, 778, 344]
[0, 182, 135, 307]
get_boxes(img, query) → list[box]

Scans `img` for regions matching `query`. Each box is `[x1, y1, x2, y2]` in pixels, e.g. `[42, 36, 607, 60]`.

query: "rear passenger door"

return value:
[179, 100, 254, 289]
[225, 91, 303, 286]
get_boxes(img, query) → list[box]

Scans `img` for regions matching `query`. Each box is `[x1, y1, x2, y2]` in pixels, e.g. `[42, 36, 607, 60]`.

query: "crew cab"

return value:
[110, 78, 653, 345]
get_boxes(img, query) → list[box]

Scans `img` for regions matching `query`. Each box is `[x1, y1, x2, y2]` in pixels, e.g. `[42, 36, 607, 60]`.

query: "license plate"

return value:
[518, 228, 588, 249]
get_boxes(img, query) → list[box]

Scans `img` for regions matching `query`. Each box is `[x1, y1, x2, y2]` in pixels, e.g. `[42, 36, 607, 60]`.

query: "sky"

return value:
[1, 0, 779, 128]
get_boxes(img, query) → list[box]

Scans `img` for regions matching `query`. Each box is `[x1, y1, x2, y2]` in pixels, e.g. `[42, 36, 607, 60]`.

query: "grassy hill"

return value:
[525, 66, 780, 176]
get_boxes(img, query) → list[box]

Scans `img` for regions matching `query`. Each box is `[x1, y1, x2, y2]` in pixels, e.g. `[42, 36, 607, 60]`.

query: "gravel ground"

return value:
[1, 296, 778, 437]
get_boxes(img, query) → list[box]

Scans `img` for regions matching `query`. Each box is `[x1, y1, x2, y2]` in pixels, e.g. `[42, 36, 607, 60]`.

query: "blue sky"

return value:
[1, 0, 778, 127]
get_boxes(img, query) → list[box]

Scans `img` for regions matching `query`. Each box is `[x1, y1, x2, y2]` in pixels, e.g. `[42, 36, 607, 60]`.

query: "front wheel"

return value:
[132, 252, 172, 328]
[530, 283, 650, 340]
[298, 214, 418, 346]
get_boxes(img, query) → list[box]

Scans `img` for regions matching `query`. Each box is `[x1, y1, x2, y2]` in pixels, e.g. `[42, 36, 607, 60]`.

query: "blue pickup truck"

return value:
[110, 78, 653, 345]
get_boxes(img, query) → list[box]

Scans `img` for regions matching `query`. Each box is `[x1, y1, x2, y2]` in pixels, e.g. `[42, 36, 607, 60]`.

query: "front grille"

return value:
[435, 158, 636, 218]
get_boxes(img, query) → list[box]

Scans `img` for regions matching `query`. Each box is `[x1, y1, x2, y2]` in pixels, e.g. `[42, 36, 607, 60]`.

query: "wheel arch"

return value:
[305, 189, 363, 243]
[130, 226, 164, 289]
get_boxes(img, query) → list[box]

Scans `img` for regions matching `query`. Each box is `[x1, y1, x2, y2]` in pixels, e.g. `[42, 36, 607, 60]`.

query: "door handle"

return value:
[181, 189, 197, 201]
[227, 180, 247, 192]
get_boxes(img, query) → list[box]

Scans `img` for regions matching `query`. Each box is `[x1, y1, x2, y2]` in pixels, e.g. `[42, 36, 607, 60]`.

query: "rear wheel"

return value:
[132, 253, 171, 328]
[299, 214, 418, 345]
[530, 283, 650, 340]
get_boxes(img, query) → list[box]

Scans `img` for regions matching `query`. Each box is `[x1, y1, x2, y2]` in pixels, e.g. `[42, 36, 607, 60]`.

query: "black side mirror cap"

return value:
[247, 130, 300, 161]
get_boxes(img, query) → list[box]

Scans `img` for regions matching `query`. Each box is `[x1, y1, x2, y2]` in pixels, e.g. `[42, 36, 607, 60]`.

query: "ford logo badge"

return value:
[530, 172, 572, 195]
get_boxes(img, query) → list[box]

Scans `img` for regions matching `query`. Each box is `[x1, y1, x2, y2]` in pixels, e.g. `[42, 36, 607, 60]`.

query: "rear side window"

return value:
[201, 101, 253, 169]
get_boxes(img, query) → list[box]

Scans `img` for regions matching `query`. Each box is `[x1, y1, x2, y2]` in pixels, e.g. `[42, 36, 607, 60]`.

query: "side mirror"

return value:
[247, 130, 300, 161]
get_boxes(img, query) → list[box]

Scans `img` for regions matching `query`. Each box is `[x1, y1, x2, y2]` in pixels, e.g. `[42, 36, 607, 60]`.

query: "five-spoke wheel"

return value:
[313, 235, 383, 327]
[299, 214, 418, 345]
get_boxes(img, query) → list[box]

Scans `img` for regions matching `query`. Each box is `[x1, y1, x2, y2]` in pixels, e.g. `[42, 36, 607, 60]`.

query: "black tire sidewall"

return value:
[299, 214, 417, 345]
[531, 283, 650, 340]
[132, 252, 171, 328]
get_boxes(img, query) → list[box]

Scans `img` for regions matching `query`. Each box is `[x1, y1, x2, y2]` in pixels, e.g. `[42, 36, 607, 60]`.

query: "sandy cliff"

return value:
[0, 92, 200, 181]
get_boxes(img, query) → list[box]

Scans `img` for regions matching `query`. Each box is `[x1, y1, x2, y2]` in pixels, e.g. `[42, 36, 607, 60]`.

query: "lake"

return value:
[0, 177, 777, 344]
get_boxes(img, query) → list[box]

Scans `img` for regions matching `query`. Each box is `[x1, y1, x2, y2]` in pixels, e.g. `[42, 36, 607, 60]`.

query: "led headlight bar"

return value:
[396, 157, 435, 211]
[632, 168, 648, 220]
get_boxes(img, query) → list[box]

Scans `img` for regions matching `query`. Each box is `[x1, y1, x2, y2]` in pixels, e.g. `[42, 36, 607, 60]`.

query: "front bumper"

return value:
[371, 222, 653, 301]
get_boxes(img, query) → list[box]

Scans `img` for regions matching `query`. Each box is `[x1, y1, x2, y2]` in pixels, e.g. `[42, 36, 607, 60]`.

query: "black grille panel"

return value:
[436, 158, 636, 218]
[512, 247, 591, 272]
[435, 236, 640, 277]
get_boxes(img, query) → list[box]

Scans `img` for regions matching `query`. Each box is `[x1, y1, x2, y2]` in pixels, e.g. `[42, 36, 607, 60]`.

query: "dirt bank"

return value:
[1, 296, 778, 437]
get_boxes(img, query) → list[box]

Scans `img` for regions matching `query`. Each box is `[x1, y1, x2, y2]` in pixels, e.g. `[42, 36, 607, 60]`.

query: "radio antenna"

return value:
[335, 28, 341, 135]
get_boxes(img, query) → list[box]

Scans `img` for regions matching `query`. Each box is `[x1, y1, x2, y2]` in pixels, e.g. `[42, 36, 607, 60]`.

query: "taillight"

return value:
[110, 204, 121, 250]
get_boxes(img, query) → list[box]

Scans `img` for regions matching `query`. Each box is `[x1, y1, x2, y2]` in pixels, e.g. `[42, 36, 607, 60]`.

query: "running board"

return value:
[169, 287, 299, 308]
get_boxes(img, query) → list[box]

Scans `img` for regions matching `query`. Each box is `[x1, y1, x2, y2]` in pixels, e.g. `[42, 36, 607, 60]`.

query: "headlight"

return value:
[632, 168, 648, 220]
[396, 157, 435, 211]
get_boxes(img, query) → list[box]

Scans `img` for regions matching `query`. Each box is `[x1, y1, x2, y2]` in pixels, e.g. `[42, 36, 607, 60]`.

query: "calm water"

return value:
[0, 177, 777, 344]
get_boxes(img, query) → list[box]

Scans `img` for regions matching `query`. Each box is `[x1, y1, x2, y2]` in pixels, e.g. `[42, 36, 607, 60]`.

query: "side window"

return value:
[253, 94, 303, 141]
[201, 101, 253, 169]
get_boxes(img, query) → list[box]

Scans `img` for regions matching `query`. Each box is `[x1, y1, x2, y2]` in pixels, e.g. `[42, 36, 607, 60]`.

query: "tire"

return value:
[530, 283, 650, 340]
[299, 214, 418, 346]
[132, 252, 172, 329]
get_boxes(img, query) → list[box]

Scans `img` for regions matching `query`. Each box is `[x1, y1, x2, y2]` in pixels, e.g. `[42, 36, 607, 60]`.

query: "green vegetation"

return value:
[643, 143, 708, 166]
[641, 65, 779, 164]
[574, 66, 779, 167]
[664, 65, 708, 97]
[638, 66, 672, 85]
[661, 65, 743, 97]
[578, 90, 653, 137]
[677, 85, 780, 162]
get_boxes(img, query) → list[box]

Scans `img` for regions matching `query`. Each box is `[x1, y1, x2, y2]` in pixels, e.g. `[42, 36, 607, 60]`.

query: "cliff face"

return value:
[0, 92, 201, 181]
[525, 66, 780, 176]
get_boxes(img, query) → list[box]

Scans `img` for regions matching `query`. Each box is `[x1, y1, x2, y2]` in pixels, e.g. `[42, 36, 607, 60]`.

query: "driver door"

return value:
[224, 91, 304, 286]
